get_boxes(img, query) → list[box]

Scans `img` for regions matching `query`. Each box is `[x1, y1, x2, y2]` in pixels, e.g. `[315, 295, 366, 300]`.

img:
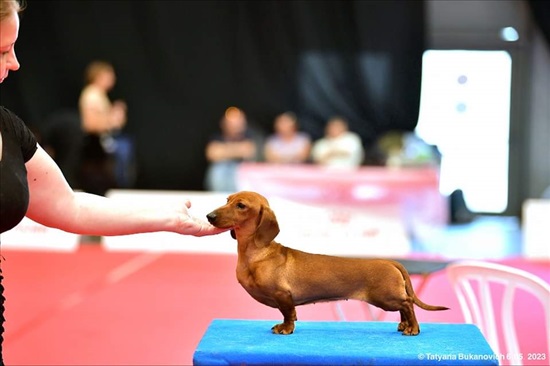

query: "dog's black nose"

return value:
[206, 212, 217, 223]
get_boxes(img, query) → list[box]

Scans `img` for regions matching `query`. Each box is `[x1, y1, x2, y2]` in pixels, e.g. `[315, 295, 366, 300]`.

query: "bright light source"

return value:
[500, 27, 519, 42]
[415, 50, 512, 213]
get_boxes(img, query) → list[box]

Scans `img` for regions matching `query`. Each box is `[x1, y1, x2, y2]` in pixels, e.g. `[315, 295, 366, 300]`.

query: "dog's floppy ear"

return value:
[254, 205, 280, 247]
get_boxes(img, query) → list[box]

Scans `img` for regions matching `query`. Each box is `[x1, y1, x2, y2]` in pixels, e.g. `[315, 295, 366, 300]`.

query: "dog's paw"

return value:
[271, 323, 294, 335]
[401, 326, 420, 336]
[397, 321, 408, 332]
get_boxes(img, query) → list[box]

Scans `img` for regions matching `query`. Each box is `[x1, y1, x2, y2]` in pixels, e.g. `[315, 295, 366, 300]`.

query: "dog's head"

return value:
[206, 191, 280, 247]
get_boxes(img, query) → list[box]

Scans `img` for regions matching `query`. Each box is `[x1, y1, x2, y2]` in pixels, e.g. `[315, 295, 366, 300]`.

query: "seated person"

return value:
[311, 116, 364, 168]
[264, 111, 311, 164]
[204, 107, 257, 192]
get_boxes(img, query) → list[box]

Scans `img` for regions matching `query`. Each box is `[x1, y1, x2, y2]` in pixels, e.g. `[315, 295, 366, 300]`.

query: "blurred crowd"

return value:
[204, 106, 442, 193]
[38, 65, 440, 198]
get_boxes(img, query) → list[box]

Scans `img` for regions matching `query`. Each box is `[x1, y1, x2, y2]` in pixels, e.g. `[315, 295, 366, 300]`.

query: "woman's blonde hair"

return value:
[0, 0, 24, 21]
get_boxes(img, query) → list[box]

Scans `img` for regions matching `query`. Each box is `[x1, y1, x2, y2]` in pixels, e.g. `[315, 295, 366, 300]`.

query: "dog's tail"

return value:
[394, 261, 449, 311]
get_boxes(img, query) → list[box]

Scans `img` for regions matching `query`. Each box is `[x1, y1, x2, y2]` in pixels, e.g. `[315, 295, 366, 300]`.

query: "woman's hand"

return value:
[177, 199, 229, 237]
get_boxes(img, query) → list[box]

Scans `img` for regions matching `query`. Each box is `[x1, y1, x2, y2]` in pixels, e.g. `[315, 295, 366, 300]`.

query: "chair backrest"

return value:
[446, 260, 550, 365]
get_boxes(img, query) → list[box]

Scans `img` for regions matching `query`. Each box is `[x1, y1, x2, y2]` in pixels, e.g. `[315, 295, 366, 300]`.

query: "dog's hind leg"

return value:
[397, 309, 409, 332]
[399, 299, 420, 336]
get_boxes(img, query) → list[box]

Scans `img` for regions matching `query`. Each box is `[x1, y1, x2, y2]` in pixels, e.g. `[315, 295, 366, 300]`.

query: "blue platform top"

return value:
[193, 319, 498, 366]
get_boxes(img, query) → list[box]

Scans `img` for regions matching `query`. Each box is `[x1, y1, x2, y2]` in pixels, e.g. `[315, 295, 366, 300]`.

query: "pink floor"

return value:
[2, 245, 549, 365]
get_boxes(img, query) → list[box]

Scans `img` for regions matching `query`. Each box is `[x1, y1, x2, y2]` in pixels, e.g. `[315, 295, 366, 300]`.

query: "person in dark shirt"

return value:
[204, 106, 257, 192]
[0, 1, 226, 363]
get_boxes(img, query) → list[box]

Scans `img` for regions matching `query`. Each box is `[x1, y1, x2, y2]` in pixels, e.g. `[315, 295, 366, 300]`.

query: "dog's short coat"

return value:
[206, 191, 448, 335]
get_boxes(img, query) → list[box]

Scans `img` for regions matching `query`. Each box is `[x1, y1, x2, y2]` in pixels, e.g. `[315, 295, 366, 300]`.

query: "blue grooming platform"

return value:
[193, 319, 498, 365]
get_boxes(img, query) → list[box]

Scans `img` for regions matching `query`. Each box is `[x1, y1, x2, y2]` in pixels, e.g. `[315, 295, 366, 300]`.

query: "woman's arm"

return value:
[25, 145, 225, 237]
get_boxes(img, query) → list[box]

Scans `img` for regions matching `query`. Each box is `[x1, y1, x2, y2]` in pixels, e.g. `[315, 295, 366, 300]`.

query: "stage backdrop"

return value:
[2, 0, 425, 190]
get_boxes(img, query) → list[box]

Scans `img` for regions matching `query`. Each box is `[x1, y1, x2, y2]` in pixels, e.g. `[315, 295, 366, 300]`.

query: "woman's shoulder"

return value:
[1, 105, 24, 128]
[1, 105, 16, 117]
[0, 106, 37, 160]
[296, 131, 312, 142]
[0, 106, 35, 136]
[344, 131, 362, 142]
[80, 85, 107, 103]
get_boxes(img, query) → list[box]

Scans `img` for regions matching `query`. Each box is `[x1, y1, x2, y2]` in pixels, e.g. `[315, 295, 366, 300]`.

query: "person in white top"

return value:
[311, 116, 364, 168]
[78, 60, 136, 194]
[79, 60, 127, 134]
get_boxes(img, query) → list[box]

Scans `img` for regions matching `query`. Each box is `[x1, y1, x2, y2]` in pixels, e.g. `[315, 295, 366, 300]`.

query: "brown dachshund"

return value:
[206, 191, 448, 336]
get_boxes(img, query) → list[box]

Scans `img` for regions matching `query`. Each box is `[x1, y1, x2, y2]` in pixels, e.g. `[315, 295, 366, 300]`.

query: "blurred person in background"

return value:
[79, 60, 136, 195]
[264, 111, 311, 164]
[204, 106, 257, 192]
[311, 115, 364, 168]
[0, 1, 226, 363]
[375, 130, 441, 168]
[375, 130, 474, 223]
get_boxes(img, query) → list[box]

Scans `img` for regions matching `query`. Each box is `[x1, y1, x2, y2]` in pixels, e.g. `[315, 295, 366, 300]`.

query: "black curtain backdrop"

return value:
[1, 0, 426, 190]
[529, 0, 550, 47]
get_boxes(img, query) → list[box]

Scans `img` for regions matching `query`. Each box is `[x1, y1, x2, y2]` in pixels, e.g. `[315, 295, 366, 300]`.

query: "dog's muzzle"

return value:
[206, 212, 217, 224]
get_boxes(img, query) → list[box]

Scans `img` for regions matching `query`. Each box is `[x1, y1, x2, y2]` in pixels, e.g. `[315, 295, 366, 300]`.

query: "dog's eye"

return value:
[236, 202, 246, 209]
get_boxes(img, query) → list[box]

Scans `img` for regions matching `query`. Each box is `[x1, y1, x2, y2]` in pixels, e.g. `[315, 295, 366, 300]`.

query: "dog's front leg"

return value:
[271, 291, 297, 335]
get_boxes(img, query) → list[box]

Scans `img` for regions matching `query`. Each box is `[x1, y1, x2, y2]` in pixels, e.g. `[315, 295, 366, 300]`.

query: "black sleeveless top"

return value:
[0, 106, 38, 233]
